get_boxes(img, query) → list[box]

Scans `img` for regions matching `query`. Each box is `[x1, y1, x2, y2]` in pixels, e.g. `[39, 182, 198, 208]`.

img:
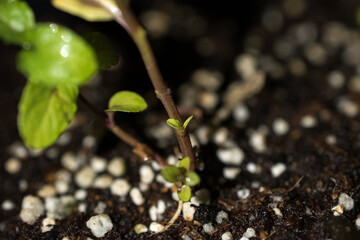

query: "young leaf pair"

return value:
[167, 116, 193, 131]
[161, 157, 200, 202]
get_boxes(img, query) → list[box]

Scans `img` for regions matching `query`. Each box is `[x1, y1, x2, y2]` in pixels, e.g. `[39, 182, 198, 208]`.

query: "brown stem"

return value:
[78, 93, 166, 166]
[108, 0, 196, 171]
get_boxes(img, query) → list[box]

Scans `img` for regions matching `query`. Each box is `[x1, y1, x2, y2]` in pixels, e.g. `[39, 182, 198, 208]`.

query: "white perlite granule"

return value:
[182, 202, 196, 221]
[243, 227, 256, 238]
[196, 125, 210, 145]
[82, 135, 96, 148]
[233, 104, 250, 123]
[246, 162, 261, 174]
[55, 179, 69, 194]
[41, 218, 55, 233]
[181, 234, 192, 240]
[149, 200, 167, 221]
[217, 147, 244, 166]
[273, 207, 283, 218]
[149, 222, 164, 232]
[338, 193, 354, 211]
[20, 195, 44, 225]
[45, 197, 60, 214]
[325, 134, 337, 145]
[327, 70, 345, 89]
[355, 216, 360, 230]
[216, 210, 229, 224]
[61, 152, 80, 171]
[86, 214, 113, 238]
[222, 231, 233, 240]
[197, 91, 219, 111]
[139, 165, 155, 184]
[94, 202, 107, 215]
[130, 188, 144, 206]
[234, 54, 257, 78]
[337, 97, 359, 118]
[9, 142, 28, 159]
[110, 179, 131, 197]
[134, 223, 148, 234]
[249, 131, 267, 153]
[149, 205, 158, 221]
[271, 163, 286, 177]
[37, 184, 56, 198]
[90, 156, 107, 173]
[237, 188, 250, 199]
[223, 167, 241, 180]
[272, 118, 289, 136]
[203, 223, 215, 234]
[75, 166, 96, 188]
[300, 115, 317, 128]
[78, 203, 87, 213]
[5, 157, 21, 174]
[213, 127, 229, 145]
[332, 204, 344, 216]
[107, 157, 126, 177]
[157, 200, 166, 215]
[192, 69, 223, 91]
[75, 189, 87, 200]
[2, 200, 15, 211]
[93, 174, 113, 189]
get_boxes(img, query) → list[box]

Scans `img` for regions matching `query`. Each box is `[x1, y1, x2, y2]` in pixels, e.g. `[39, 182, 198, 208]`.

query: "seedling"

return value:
[161, 157, 200, 202]
[1, 0, 200, 232]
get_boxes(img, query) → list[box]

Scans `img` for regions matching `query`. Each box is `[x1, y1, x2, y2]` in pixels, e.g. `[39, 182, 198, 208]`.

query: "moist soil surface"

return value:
[1, 0, 360, 239]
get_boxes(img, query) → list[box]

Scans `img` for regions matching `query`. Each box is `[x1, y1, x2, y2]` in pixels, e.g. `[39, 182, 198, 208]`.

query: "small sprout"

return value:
[106, 91, 148, 113]
[161, 157, 200, 202]
[183, 115, 193, 130]
[167, 115, 194, 131]
[167, 118, 184, 131]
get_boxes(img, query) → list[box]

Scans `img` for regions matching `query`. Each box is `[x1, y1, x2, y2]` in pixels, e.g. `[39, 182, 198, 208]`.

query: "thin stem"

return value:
[151, 200, 184, 235]
[105, 111, 138, 147]
[108, 0, 196, 171]
[78, 94, 107, 123]
[78, 93, 166, 166]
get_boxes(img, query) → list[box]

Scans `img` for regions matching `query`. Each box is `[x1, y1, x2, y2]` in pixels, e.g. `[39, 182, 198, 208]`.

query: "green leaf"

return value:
[178, 157, 190, 171]
[185, 171, 200, 186]
[0, 0, 35, 44]
[178, 185, 191, 202]
[183, 115, 193, 130]
[167, 118, 184, 131]
[161, 166, 183, 183]
[106, 91, 147, 112]
[85, 32, 118, 70]
[18, 82, 78, 149]
[17, 23, 98, 87]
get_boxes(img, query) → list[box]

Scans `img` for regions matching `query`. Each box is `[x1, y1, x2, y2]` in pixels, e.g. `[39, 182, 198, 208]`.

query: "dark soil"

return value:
[1, 0, 360, 239]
